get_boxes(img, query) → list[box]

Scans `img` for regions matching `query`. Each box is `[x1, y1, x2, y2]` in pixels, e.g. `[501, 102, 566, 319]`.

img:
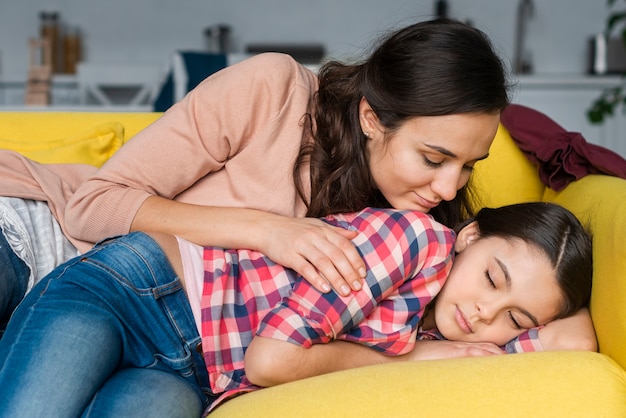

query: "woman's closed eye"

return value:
[462, 163, 475, 172]
[422, 154, 475, 172]
[422, 155, 443, 168]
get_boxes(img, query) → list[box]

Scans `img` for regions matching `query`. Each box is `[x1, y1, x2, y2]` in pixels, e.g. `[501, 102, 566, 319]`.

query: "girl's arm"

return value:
[246, 309, 597, 388]
[245, 336, 396, 387]
[253, 209, 455, 354]
[245, 336, 503, 387]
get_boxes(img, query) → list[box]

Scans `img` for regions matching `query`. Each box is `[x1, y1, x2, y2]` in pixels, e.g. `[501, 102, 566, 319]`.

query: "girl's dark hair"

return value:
[295, 18, 510, 227]
[471, 202, 593, 319]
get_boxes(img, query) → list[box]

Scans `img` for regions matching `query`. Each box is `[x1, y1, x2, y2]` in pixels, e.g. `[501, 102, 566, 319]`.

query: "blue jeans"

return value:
[0, 228, 30, 336]
[0, 232, 215, 418]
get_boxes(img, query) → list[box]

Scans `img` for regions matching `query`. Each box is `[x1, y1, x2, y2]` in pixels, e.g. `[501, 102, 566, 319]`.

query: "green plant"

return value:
[587, 0, 626, 124]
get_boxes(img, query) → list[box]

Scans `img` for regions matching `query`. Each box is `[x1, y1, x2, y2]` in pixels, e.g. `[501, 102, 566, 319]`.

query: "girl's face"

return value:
[432, 224, 563, 346]
[362, 102, 498, 213]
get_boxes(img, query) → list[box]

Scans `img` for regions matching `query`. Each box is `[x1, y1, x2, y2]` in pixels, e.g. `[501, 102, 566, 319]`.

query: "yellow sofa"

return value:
[1, 111, 625, 417]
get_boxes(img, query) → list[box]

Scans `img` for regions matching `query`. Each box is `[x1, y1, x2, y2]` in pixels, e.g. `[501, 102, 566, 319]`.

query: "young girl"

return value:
[0, 202, 593, 417]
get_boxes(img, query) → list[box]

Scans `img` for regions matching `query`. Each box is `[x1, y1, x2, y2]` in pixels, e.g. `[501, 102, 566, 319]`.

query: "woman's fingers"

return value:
[306, 227, 365, 295]
[259, 215, 366, 296]
[269, 219, 366, 296]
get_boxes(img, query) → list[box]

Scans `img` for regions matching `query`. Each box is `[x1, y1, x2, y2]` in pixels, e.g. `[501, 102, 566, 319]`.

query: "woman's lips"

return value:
[455, 307, 473, 334]
[414, 193, 439, 210]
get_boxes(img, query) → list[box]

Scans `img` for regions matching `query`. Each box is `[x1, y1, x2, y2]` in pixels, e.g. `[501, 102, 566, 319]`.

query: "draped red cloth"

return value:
[500, 104, 626, 191]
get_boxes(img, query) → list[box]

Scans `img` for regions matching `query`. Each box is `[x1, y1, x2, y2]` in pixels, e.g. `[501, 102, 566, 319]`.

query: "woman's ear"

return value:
[359, 97, 382, 138]
[455, 221, 480, 253]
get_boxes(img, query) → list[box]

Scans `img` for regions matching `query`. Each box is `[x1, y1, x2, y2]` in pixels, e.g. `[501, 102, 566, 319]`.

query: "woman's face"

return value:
[432, 227, 563, 346]
[363, 106, 499, 213]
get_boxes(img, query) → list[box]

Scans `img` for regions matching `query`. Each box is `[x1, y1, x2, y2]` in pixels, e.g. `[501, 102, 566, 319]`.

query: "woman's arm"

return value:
[537, 308, 597, 351]
[135, 196, 365, 295]
[65, 55, 364, 295]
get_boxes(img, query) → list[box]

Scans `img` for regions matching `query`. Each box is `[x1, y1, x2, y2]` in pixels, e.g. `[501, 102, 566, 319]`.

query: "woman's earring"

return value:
[364, 132, 371, 138]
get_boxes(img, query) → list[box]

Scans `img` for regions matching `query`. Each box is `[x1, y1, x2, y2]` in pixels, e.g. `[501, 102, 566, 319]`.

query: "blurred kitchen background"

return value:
[0, 0, 624, 156]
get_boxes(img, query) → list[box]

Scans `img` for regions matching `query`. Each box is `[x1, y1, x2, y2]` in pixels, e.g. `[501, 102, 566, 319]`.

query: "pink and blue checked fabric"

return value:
[200, 207, 455, 399]
[417, 327, 544, 353]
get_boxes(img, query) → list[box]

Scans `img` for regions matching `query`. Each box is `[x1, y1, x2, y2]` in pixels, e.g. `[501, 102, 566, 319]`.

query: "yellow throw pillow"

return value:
[0, 122, 125, 167]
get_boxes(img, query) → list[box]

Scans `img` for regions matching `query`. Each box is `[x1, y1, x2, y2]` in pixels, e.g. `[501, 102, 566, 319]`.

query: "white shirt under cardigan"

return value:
[0, 197, 79, 292]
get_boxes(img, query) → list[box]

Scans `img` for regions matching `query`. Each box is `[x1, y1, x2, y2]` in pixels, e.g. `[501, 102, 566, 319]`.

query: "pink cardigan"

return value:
[65, 53, 317, 243]
[0, 53, 318, 251]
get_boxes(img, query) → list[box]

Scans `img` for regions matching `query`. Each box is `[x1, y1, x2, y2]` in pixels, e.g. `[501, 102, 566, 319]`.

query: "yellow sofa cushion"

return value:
[0, 122, 125, 167]
[211, 352, 626, 417]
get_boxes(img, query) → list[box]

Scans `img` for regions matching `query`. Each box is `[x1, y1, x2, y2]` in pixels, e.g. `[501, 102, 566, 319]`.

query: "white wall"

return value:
[0, 0, 610, 77]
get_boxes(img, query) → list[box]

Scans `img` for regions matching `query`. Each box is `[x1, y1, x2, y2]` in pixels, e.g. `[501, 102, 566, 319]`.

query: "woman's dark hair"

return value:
[295, 18, 510, 227]
[471, 202, 593, 319]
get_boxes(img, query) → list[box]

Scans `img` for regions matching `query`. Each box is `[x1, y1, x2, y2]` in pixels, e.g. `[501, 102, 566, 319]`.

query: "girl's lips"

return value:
[455, 306, 473, 334]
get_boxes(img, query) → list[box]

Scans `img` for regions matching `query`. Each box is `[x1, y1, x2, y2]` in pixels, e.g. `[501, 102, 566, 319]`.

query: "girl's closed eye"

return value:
[485, 271, 496, 288]
[508, 311, 522, 330]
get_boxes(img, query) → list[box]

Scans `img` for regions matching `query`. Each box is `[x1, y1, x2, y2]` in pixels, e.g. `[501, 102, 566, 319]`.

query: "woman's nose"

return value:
[431, 169, 462, 202]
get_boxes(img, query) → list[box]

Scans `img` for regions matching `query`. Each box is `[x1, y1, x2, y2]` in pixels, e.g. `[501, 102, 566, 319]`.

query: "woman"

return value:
[1, 19, 506, 328]
[0, 203, 594, 417]
[62, 18, 508, 295]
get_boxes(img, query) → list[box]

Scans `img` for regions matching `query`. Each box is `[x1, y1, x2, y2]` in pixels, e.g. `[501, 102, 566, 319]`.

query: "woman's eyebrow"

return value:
[424, 144, 489, 161]
[425, 144, 456, 157]
[495, 257, 540, 327]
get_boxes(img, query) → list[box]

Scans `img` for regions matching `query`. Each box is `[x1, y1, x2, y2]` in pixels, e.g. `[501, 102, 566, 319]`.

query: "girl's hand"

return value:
[537, 308, 597, 352]
[406, 339, 504, 361]
[259, 216, 367, 296]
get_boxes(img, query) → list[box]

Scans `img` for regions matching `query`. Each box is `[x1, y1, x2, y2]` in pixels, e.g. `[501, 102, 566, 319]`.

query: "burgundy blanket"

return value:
[500, 104, 626, 191]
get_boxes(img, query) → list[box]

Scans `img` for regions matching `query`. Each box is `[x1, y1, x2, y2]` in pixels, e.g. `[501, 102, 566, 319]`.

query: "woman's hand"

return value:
[258, 215, 367, 296]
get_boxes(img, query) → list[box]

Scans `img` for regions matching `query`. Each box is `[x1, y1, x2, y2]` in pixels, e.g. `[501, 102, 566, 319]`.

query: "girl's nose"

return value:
[475, 302, 495, 324]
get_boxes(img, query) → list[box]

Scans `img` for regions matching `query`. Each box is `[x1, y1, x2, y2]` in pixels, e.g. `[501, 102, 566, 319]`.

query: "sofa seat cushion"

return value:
[210, 351, 626, 417]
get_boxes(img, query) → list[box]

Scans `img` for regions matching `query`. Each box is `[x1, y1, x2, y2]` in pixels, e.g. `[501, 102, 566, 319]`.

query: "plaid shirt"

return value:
[200, 208, 455, 406]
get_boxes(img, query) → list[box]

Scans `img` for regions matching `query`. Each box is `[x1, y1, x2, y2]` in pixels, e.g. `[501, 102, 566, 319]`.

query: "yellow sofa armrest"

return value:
[544, 174, 626, 369]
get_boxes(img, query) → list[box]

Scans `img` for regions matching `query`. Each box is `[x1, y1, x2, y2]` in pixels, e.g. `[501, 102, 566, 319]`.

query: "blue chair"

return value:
[153, 51, 227, 112]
